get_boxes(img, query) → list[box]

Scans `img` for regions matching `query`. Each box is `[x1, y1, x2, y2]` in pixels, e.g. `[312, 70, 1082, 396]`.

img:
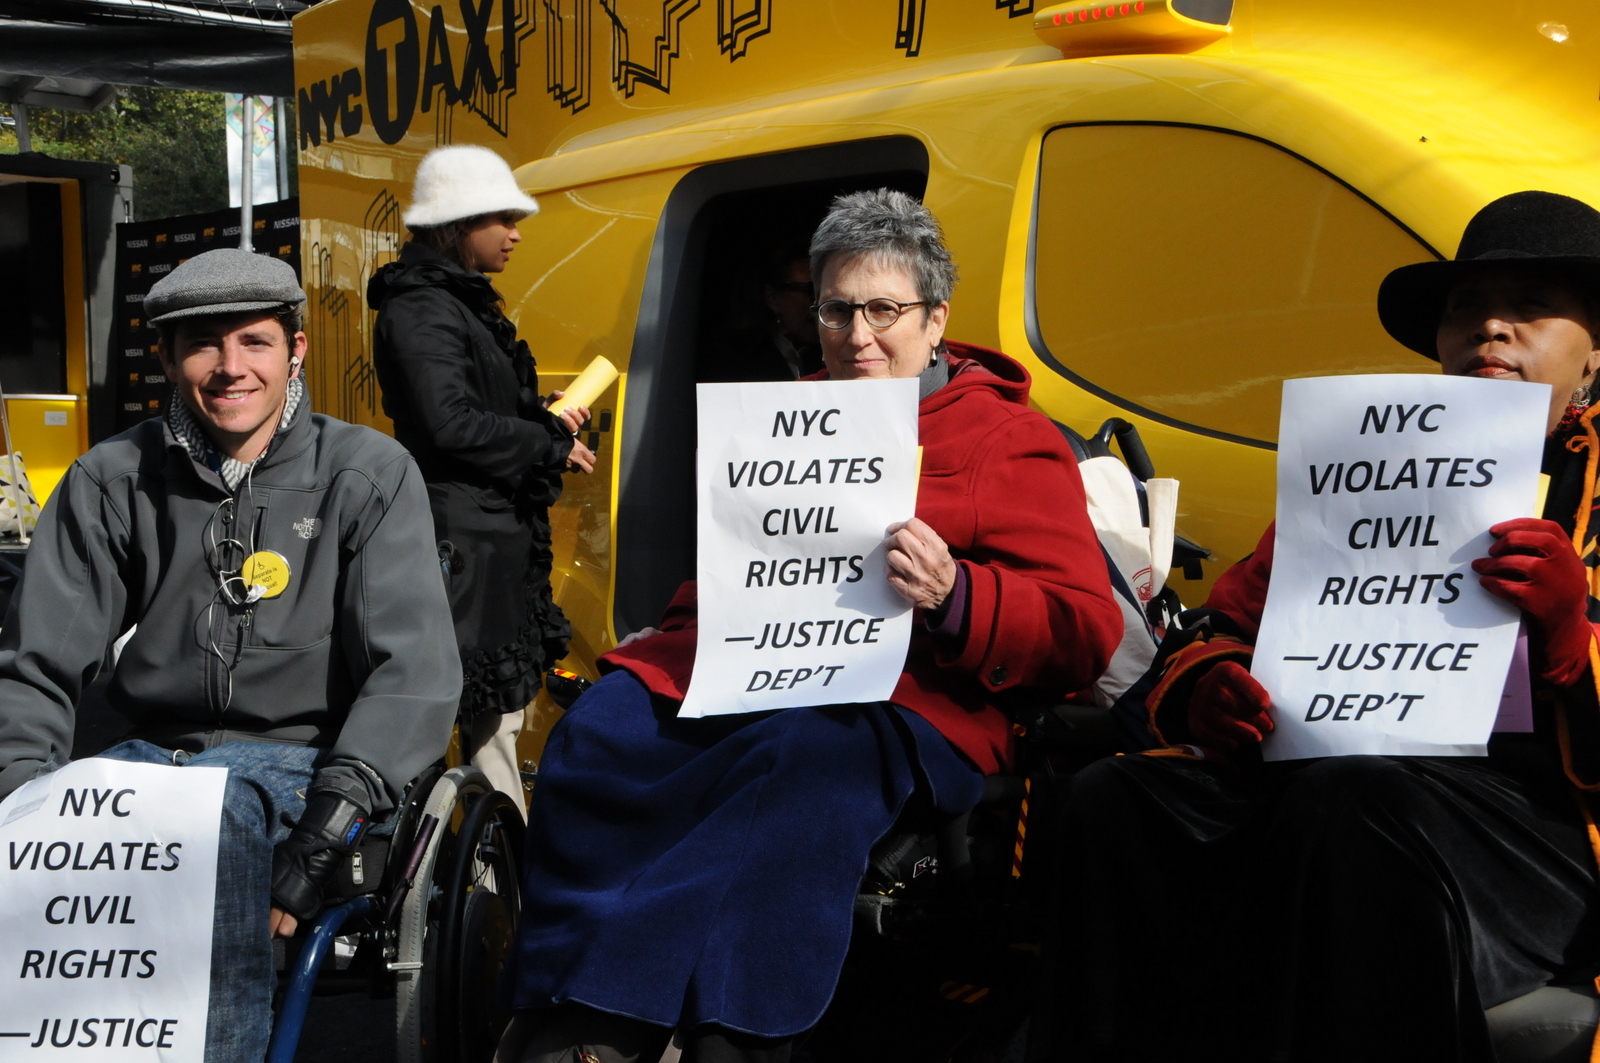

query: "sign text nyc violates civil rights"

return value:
[1254, 375, 1547, 759]
[0, 759, 226, 1058]
[680, 379, 918, 717]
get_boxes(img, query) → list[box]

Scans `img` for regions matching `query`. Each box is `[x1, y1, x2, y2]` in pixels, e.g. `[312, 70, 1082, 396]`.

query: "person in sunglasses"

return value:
[701, 243, 825, 383]
[1061, 191, 1600, 1061]
[496, 188, 1122, 1063]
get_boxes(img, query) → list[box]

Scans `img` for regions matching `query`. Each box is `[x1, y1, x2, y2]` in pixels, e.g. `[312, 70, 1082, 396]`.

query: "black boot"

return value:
[681, 1025, 792, 1063]
[501, 1003, 674, 1063]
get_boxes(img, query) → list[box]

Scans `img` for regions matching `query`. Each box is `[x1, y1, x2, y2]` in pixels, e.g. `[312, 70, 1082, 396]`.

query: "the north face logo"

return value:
[293, 517, 322, 540]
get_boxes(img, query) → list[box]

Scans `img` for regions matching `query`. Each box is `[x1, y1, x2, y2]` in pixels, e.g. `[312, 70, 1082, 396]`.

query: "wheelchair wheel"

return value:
[392, 766, 524, 1063]
[437, 787, 524, 1061]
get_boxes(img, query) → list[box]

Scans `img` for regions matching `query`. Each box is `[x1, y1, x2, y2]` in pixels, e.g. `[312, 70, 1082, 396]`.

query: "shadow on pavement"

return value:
[292, 993, 398, 1063]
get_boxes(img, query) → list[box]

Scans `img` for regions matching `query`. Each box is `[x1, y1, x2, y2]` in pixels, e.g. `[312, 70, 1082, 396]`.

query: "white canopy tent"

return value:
[0, 1, 310, 248]
[0, 1, 304, 106]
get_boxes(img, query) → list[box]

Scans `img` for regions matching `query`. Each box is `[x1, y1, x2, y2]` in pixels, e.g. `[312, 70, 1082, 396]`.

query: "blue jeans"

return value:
[100, 740, 323, 1063]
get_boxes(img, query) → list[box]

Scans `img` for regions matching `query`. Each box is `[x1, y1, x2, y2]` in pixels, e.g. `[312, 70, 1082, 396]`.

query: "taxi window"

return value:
[1031, 124, 1437, 446]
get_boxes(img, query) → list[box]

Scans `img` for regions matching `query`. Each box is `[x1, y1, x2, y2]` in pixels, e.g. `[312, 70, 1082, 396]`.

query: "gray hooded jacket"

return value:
[0, 397, 461, 812]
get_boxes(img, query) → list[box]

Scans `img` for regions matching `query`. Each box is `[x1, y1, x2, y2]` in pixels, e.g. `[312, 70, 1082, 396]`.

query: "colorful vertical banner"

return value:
[225, 94, 279, 206]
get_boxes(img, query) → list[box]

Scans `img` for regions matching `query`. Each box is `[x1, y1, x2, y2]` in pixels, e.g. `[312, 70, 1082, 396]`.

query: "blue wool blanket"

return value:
[502, 670, 984, 1037]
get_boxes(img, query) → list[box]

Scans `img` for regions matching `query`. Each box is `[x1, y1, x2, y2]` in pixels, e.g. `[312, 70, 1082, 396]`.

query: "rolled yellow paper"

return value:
[548, 355, 619, 419]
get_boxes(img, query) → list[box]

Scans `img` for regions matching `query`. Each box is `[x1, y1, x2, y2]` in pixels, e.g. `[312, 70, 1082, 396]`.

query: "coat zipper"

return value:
[208, 499, 233, 722]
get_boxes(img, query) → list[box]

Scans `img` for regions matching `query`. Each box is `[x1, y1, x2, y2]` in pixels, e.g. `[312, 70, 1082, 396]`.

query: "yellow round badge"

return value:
[241, 550, 291, 600]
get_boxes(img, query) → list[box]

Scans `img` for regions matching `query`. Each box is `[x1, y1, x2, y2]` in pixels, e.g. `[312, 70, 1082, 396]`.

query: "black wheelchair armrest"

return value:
[1008, 699, 1123, 766]
[980, 775, 1027, 804]
[546, 668, 592, 710]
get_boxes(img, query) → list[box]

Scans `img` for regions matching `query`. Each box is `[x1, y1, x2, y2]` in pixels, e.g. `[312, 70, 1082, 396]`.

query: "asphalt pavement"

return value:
[293, 993, 397, 1063]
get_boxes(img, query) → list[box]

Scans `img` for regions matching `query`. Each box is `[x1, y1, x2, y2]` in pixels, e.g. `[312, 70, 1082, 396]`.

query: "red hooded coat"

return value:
[598, 342, 1122, 773]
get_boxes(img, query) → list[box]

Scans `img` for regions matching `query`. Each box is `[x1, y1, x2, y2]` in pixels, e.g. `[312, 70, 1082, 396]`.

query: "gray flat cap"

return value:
[144, 248, 305, 324]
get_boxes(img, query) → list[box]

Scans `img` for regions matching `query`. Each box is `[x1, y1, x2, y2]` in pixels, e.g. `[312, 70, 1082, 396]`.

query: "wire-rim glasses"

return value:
[813, 298, 926, 331]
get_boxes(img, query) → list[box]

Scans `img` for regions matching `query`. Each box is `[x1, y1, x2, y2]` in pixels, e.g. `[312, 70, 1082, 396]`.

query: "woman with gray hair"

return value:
[498, 189, 1121, 1063]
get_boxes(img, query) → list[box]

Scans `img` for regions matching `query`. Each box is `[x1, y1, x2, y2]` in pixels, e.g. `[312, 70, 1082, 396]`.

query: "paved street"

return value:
[295, 993, 396, 1063]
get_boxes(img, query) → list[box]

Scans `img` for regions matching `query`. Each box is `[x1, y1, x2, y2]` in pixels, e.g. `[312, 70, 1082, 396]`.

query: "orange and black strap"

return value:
[1557, 407, 1600, 1063]
[1143, 632, 1253, 752]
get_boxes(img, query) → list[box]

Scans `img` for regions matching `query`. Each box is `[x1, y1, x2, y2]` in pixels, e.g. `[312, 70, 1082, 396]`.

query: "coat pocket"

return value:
[461, 482, 516, 512]
[227, 635, 336, 723]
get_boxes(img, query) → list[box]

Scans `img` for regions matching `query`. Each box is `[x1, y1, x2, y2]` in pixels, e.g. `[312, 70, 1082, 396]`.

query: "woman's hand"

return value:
[885, 518, 957, 610]
[547, 391, 595, 471]
[1474, 518, 1595, 685]
[1189, 661, 1274, 753]
[617, 626, 661, 648]
[543, 391, 591, 437]
[565, 439, 596, 474]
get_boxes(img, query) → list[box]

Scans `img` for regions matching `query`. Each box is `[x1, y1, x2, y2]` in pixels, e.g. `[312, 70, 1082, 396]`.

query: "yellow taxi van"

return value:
[289, 0, 1600, 760]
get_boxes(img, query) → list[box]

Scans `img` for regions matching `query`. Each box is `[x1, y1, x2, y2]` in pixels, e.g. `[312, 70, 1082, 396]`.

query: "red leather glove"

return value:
[1473, 518, 1596, 688]
[1189, 660, 1275, 753]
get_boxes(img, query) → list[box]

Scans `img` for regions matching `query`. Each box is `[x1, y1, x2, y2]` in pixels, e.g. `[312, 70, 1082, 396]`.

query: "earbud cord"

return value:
[201, 373, 295, 715]
[243, 459, 260, 556]
[203, 462, 266, 715]
[203, 586, 235, 716]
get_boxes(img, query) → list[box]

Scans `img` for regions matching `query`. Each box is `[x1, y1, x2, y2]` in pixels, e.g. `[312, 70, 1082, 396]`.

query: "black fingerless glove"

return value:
[270, 791, 369, 922]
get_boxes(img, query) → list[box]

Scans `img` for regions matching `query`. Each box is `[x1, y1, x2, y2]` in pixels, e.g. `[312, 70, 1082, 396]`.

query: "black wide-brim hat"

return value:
[1377, 190, 1600, 359]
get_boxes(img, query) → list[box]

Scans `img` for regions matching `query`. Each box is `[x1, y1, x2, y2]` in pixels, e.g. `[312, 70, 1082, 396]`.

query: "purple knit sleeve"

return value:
[926, 563, 970, 644]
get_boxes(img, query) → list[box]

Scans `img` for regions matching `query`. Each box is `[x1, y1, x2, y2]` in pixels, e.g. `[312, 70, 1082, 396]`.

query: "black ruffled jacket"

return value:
[368, 242, 573, 716]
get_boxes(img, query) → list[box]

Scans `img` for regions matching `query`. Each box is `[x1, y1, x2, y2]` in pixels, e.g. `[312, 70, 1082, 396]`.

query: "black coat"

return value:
[368, 242, 573, 716]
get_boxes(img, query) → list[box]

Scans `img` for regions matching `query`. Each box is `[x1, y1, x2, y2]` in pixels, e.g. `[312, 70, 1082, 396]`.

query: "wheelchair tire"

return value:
[394, 765, 494, 1063]
[435, 788, 524, 1063]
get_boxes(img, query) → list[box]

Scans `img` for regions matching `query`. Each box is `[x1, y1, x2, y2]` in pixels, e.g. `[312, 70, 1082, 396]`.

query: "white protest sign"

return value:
[680, 379, 919, 718]
[0, 759, 226, 1058]
[1254, 375, 1547, 760]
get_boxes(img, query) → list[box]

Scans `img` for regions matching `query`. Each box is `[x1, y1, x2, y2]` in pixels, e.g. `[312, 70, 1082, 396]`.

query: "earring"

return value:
[928, 347, 938, 367]
[1574, 383, 1594, 406]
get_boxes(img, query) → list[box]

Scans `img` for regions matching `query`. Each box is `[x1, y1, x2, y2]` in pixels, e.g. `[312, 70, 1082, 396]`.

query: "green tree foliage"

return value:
[0, 88, 241, 221]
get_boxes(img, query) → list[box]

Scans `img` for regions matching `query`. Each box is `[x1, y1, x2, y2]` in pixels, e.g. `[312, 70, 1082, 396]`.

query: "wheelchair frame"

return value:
[265, 764, 525, 1063]
[830, 418, 1198, 1061]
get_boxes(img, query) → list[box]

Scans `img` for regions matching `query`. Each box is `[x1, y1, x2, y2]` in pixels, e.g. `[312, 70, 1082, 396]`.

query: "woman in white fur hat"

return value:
[368, 144, 595, 810]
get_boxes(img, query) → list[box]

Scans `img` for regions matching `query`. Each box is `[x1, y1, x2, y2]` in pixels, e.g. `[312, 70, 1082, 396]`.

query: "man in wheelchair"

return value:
[0, 249, 461, 1061]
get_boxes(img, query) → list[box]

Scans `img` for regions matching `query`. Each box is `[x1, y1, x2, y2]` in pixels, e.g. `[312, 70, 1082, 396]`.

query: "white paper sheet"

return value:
[0, 759, 227, 1058]
[679, 379, 919, 718]
[1254, 375, 1547, 760]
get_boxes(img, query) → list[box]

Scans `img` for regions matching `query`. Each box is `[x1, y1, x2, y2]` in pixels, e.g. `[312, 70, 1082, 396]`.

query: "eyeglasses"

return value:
[812, 298, 926, 331]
